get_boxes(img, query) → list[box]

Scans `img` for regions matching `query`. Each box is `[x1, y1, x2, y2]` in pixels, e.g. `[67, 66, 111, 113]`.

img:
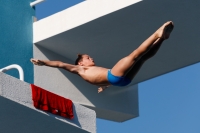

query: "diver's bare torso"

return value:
[78, 66, 111, 86]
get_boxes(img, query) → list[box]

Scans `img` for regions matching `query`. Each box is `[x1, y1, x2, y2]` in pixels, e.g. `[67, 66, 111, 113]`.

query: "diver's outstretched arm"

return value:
[30, 58, 82, 74]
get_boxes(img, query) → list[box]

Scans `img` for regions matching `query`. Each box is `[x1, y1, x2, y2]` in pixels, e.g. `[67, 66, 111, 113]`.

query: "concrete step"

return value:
[0, 72, 96, 133]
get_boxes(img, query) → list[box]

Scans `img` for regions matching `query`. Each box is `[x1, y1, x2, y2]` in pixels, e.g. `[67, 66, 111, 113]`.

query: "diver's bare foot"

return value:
[156, 21, 174, 39]
[30, 58, 45, 66]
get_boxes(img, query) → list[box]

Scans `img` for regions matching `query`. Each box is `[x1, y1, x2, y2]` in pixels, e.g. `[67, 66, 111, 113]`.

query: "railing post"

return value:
[0, 64, 24, 81]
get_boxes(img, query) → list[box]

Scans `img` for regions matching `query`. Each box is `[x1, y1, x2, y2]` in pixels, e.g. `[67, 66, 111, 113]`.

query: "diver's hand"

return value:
[30, 58, 45, 66]
[98, 87, 104, 93]
[98, 86, 110, 93]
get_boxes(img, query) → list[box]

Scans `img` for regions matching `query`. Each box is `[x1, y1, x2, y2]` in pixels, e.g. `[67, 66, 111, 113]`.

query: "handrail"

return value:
[0, 64, 24, 81]
[30, 0, 45, 7]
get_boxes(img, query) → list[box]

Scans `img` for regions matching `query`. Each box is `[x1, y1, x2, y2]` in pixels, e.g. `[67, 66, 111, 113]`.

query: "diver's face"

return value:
[78, 55, 95, 66]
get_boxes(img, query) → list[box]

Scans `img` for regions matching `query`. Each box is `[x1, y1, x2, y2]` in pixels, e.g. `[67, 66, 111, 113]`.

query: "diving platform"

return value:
[0, 72, 96, 133]
[33, 0, 200, 122]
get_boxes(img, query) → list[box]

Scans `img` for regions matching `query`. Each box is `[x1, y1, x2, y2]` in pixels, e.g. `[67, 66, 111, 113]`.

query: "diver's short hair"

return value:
[75, 54, 84, 65]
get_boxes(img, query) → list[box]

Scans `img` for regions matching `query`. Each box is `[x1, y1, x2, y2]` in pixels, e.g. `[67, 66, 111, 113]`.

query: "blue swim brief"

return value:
[107, 70, 131, 87]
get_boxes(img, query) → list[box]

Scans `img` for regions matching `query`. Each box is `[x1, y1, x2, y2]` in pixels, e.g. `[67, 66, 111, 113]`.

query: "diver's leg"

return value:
[125, 38, 164, 80]
[110, 21, 173, 77]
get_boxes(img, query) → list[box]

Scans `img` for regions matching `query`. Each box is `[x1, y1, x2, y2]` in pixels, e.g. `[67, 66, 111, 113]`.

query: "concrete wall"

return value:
[0, 72, 96, 133]
[34, 45, 139, 122]
[0, 0, 34, 83]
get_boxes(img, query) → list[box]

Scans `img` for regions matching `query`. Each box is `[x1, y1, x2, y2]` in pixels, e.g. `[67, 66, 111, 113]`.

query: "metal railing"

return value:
[30, 0, 45, 7]
[0, 64, 24, 81]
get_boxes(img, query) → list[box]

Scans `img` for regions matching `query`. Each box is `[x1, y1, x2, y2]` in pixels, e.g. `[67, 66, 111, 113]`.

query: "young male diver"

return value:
[31, 21, 174, 93]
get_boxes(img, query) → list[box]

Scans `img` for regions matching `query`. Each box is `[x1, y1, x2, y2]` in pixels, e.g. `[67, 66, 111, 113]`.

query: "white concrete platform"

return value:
[0, 72, 96, 133]
[33, 0, 200, 121]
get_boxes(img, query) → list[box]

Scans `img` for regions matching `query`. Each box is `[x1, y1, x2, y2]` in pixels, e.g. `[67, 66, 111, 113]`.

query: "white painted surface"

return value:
[33, 0, 142, 42]
[0, 72, 96, 133]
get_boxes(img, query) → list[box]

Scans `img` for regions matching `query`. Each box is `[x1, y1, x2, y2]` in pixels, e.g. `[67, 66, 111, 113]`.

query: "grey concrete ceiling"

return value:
[35, 0, 200, 85]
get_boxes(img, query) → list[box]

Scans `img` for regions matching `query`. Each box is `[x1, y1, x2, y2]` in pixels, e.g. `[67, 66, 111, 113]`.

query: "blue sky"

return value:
[35, 0, 200, 133]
